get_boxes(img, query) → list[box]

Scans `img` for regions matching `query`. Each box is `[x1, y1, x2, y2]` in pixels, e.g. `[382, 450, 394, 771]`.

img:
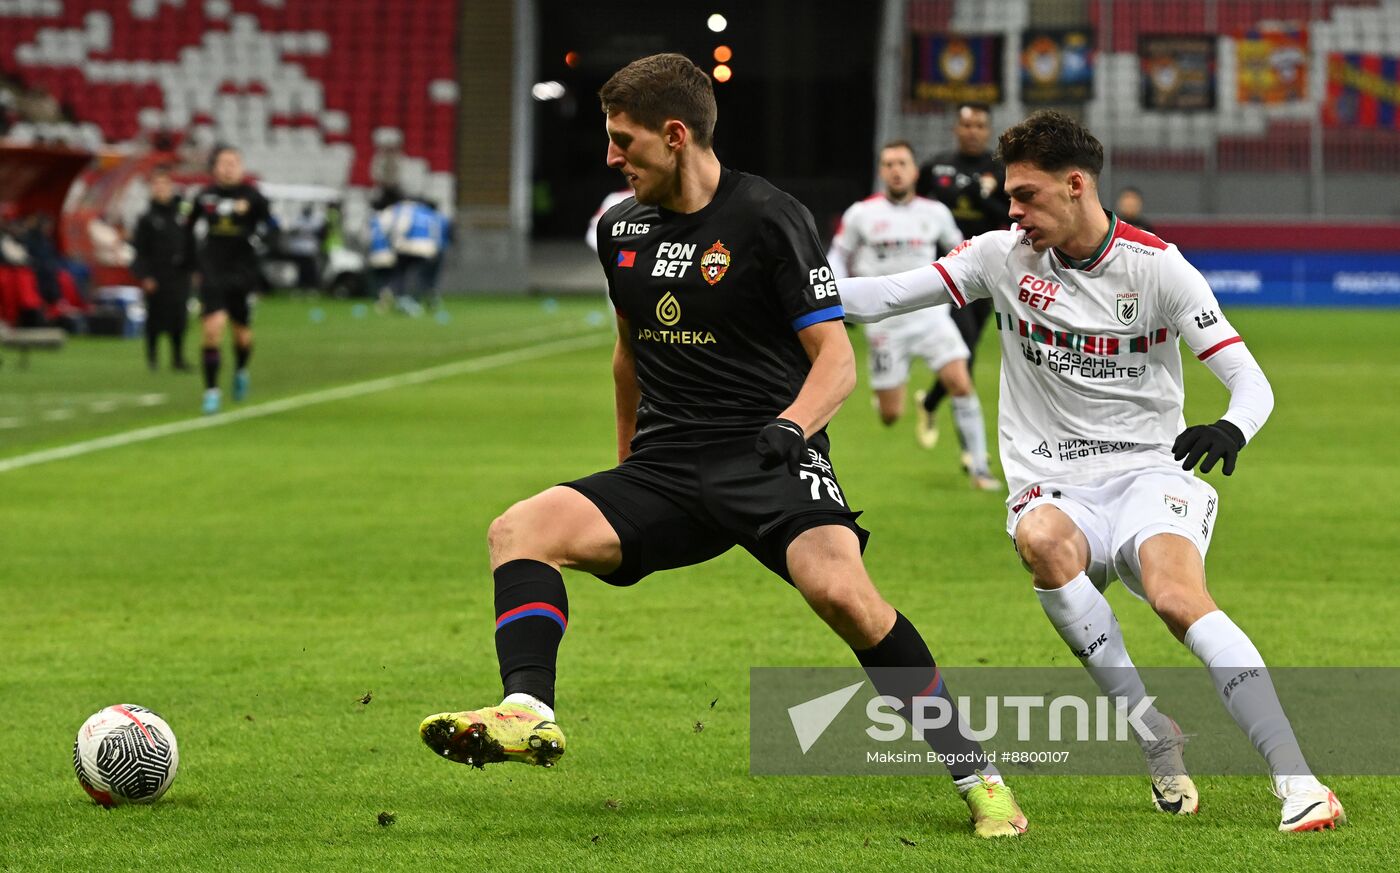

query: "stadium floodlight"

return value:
[713, 64, 732, 83]
[707, 13, 727, 33]
[531, 81, 566, 101]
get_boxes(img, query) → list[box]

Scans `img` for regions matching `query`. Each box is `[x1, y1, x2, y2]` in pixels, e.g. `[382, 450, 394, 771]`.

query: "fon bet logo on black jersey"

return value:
[596, 168, 845, 445]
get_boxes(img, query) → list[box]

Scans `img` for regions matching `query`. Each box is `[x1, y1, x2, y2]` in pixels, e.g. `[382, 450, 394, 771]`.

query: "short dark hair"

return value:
[880, 139, 917, 161]
[997, 110, 1103, 176]
[1118, 186, 1143, 198]
[209, 143, 239, 171]
[599, 53, 717, 148]
[956, 101, 992, 116]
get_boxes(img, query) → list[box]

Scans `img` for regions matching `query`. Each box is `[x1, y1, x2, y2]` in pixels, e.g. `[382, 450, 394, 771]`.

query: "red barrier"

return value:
[1152, 221, 1400, 251]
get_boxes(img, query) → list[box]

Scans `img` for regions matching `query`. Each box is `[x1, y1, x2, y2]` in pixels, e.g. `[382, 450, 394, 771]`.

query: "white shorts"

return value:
[1004, 468, 1219, 600]
[865, 308, 970, 392]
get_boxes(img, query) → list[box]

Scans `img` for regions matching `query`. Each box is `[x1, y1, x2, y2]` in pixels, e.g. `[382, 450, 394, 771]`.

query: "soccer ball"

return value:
[72, 705, 179, 806]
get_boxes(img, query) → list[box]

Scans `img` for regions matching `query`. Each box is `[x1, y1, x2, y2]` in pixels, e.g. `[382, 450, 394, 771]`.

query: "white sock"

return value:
[949, 394, 991, 476]
[1036, 573, 1173, 743]
[502, 692, 555, 722]
[1184, 610, 1312, 783]
[954, 768, 1003, 796]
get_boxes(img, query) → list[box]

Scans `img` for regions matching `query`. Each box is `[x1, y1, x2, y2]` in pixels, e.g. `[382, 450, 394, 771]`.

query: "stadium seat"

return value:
[0, 0, 458, 203]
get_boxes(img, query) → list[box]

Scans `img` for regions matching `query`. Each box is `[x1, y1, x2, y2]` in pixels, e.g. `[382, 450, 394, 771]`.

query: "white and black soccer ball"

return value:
[72, 705, 179, 806]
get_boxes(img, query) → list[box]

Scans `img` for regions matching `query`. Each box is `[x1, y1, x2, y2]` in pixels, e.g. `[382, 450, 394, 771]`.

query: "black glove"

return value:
[1173, 419, 1246, 475]
[755, 418, 807, 475]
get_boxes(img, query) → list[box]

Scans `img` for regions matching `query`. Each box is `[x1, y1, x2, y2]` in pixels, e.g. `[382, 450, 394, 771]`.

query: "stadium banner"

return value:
[1190, 251, 1400, 306]
[1139, 34, 1218, 110]
[1019, 29, 1095, 106]
[1323, 52, 1400, 127]
[750, 667, 1400, 776]
[1235, 23, 1309, 105]
[906, 34, 1005, 108]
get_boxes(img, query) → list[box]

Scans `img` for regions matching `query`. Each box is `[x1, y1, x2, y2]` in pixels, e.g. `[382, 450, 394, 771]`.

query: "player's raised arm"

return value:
[1165, 257, 1275, 475]
[837, 233, 992, 324]
[837, 265, 953, 324]
[612, 312, 639, 463]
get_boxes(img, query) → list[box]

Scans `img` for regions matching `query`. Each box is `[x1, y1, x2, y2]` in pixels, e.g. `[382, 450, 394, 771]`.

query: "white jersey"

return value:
[829, 194, 962, 277]
[828, 194, 963, 341]
[919, 216, 1245, 498]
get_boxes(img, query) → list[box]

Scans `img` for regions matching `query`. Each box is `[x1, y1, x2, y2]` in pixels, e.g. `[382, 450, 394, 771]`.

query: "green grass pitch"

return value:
[2, 296, 1396, 870]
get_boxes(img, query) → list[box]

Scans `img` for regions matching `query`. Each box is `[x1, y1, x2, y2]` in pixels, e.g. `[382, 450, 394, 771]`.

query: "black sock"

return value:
[145, 331, 158, 367]
[922, 380, 947, 413]
[853, 612, 988, 781]
[171, 333, 186, 367]
[234, 342, 252, 371]
[202, 346, 220, 390]
[494, 559, 569, 710]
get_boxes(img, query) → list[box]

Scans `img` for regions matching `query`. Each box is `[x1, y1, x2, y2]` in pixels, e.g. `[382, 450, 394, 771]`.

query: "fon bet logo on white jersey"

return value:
[931, 216, 1244, 495]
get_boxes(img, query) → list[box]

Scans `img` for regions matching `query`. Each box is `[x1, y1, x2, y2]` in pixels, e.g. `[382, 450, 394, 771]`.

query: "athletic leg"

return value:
[1015, 503, 1194, 812]
[874, 386, 905, 426]
[200, 309, 226, 413]
[934, 358, 996, 488]
[784, 524, 1026, 837]
[1136, 533, 1343, 830]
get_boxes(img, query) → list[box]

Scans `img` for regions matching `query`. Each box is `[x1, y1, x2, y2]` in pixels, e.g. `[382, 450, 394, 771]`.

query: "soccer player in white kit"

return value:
[827, 141, 999, 490]
[838, 111, 1344, 833]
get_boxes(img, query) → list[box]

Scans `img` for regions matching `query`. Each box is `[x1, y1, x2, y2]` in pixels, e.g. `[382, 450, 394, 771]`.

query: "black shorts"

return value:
[200, 278, 253, 325]
[564, 433, 868, 586]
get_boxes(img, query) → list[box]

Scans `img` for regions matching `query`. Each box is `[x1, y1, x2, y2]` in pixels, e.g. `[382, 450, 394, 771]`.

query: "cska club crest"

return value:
[700, 240, 732, 286]
[1116, 292, 1140, 326]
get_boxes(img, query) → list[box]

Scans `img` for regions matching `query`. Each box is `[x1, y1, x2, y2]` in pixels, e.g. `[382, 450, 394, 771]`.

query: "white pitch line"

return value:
[0, 330, 611, 475]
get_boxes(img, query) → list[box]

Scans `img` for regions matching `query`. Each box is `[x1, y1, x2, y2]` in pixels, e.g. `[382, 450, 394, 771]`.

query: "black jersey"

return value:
[916, 149, 1011, 238]
[596, 168, 845, 447]
[131, 198, 193, 282]
[190, 182, 271, 278]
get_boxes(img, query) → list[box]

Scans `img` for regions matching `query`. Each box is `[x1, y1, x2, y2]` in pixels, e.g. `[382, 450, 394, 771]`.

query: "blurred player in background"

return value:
[916, 102, 1010, 463]
[189, 145, 271, 414]
[584, 187, 634, 253]
[1115, 186, 1154, 234]
[840, 110, 1344, 833]
[420, 53, 1027, 839]
[827, 140, 998, 489]
[130, 166, 192, 372]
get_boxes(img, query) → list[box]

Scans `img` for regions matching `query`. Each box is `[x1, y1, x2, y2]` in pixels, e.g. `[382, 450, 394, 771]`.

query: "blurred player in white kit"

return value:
[827, 140, 999, 490]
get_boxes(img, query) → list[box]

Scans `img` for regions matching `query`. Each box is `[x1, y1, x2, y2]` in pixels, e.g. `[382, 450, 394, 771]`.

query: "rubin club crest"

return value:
[701, 240, 732, 286]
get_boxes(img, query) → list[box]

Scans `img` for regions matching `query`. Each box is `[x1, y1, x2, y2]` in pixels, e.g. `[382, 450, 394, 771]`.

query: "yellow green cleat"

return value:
[964, 774, 1028, 838]
[419, 703, 565, 768]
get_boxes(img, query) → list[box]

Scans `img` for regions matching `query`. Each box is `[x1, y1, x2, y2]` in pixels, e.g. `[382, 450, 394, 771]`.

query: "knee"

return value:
[1016, 521, 1080, 579]
[806, 581, 879, 631]
[1146, 583, 1214, 629]
[487, 504, 529, 562]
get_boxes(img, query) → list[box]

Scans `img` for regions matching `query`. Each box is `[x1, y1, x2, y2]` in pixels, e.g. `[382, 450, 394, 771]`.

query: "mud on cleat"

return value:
[419, 703, 566, 768]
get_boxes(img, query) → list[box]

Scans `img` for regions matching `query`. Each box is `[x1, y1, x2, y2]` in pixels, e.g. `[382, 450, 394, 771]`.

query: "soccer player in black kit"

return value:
[190, 145, 270, 414]
[419, 54, 1027, 839]
[914, 103, 1011, 454]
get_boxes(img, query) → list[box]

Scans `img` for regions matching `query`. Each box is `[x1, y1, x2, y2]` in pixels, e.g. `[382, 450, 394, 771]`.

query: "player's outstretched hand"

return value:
[755, 418, 807, 475]
[1173, 419, 1246, 475]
